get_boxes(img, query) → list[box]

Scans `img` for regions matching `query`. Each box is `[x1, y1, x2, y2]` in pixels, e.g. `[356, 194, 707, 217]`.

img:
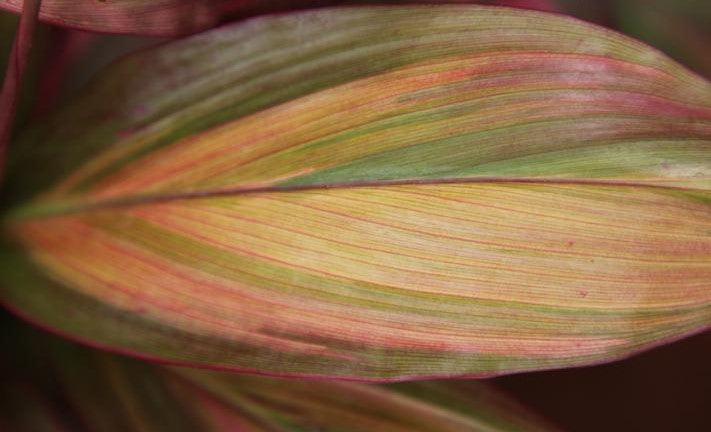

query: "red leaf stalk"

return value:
[0, 0, 42, 181]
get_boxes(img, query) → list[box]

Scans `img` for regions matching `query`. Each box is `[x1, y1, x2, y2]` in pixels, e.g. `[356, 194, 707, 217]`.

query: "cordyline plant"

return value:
[0, 0, 708, 430]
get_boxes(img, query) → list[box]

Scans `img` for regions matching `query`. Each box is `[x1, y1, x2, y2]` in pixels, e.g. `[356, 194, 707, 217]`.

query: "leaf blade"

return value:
[2, 6, 710, 380]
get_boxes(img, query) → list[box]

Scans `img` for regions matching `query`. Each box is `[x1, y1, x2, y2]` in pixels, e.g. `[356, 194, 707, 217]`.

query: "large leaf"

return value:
[0, 0, 559, 36]
[0, 316, 557, 432]
[1, 5, 710, 380]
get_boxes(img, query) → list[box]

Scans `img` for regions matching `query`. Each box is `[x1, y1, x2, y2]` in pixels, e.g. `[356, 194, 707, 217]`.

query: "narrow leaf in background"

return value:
[1, 6, 710, 380]
[0, 0, 559, 37]
[0, 315, 558, 432]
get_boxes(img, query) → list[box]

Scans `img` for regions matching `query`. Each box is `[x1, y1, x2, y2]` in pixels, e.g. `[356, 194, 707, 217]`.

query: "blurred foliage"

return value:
[0, 12, 18, 71]
[0, 310, 558, 431]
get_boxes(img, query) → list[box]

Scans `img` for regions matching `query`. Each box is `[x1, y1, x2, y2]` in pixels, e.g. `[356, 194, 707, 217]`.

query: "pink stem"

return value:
[0, 0, 42, 181]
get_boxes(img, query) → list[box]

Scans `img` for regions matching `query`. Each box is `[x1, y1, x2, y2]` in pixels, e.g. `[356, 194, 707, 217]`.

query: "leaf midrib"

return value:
[8, 176, 709, 221]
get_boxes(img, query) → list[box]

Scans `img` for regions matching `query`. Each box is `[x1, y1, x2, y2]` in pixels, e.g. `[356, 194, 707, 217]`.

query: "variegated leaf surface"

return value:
[1, 6, 710, 380]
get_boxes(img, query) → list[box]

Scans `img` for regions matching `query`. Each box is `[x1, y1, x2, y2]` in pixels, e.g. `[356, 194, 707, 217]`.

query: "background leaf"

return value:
[0, 0, 561, 37]
[0, 313, 558, 432]
[0, 0, 246, 37]
[2, 5, 710, 380]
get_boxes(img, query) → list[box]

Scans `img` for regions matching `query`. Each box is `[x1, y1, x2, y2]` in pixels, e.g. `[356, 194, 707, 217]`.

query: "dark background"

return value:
[493, 331, 711, 431]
